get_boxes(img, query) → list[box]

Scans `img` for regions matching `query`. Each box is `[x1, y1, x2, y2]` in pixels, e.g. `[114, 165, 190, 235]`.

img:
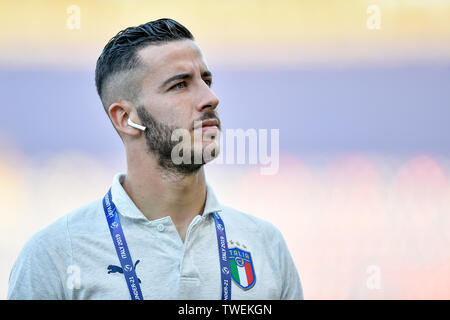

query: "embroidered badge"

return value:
[227, 241, 256, 290]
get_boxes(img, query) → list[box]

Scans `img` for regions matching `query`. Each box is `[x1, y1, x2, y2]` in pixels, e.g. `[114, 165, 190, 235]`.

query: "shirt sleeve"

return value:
[274, 227, 304, 300]
[7, 221, 70, 300]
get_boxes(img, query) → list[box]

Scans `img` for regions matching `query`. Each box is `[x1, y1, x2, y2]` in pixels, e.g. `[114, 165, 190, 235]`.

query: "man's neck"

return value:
[122, 153, 207, 242]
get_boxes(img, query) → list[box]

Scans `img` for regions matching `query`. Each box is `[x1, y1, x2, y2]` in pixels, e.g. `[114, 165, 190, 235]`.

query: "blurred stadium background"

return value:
[0, 0, 449, 299]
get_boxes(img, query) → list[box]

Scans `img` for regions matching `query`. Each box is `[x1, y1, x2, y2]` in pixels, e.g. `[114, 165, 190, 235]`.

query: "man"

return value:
[8, 18, 303, 300]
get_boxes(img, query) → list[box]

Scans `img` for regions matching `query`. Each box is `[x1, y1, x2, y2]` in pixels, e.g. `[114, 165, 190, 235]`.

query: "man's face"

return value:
[134, 40, 221, 175]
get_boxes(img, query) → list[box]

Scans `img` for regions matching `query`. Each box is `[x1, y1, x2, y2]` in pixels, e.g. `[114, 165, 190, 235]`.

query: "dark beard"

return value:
[136, 106, 217, 176]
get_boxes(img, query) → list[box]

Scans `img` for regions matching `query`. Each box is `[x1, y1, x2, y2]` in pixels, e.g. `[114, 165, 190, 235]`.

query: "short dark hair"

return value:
[95, 18, 194, 108]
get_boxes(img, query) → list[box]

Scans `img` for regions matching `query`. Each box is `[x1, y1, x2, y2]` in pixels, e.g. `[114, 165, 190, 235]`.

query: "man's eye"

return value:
[172, 82, 186, 90]
[204, 79, 213, 87]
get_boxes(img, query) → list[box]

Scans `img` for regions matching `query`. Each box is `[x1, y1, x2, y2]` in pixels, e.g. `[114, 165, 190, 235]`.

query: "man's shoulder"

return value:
[22, 198, 103, 254]
[65, 198, 105, 231]
[8, 198, 105, 300]
[220, 204, 282, 238]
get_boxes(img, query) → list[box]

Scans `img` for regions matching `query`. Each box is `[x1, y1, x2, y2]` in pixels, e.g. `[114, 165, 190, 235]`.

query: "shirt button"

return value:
[157, 224, 165, 232]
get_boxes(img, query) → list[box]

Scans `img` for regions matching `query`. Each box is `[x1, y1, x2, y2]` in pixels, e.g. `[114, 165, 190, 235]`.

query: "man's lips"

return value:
[202, 119, 219, 132]
[194, 119, 220, 131]
[202, 125, 218, 132]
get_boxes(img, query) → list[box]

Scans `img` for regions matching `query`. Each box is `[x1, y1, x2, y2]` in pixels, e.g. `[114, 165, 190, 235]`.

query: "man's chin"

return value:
[156, 157, 204, 176]
[154, 144, 219, 175]
[178, 162, 205, 174]
[173, 151, 219, 174]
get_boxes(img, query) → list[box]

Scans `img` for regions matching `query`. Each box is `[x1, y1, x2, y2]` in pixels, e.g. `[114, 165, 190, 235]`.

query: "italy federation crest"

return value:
[228, 245, 256, 290]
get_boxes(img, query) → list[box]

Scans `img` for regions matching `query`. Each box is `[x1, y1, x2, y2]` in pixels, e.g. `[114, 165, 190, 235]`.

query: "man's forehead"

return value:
[138, 40, 208, 76]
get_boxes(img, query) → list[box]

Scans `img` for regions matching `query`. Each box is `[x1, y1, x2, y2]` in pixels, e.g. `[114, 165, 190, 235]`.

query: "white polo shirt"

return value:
[7, 173, 303, 300]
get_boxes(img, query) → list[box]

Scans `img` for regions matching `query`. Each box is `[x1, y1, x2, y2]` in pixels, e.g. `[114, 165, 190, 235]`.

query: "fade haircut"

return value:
[95, 18, 194, 112]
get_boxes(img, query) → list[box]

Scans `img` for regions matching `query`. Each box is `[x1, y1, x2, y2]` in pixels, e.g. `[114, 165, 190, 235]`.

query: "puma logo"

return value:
[107, 259, 141, 283]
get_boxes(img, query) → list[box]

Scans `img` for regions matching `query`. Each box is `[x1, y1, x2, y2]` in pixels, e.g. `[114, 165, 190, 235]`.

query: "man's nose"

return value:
[196, 82, 219, 112]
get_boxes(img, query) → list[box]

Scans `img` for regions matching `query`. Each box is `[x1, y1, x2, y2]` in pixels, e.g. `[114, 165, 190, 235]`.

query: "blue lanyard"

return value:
[102, 188, 232, 300]
[103, 189, 143, 300]
[212, 212, 232, 300]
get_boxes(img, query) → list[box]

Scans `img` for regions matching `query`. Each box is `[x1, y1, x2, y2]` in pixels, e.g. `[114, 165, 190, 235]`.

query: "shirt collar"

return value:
[110, 172, 222, 221]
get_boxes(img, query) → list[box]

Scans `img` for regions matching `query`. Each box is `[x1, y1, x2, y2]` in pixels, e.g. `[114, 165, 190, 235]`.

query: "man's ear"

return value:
[108, 102, 143, 137]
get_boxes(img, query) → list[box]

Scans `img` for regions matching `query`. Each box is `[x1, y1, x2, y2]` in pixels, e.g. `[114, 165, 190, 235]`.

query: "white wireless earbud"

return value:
[127, 118, 146, 132]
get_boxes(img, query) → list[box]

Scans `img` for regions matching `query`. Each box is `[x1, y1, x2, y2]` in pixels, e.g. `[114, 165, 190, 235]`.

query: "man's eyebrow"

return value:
[160, 70, 213, 89]
[202, 70, 212, 78]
